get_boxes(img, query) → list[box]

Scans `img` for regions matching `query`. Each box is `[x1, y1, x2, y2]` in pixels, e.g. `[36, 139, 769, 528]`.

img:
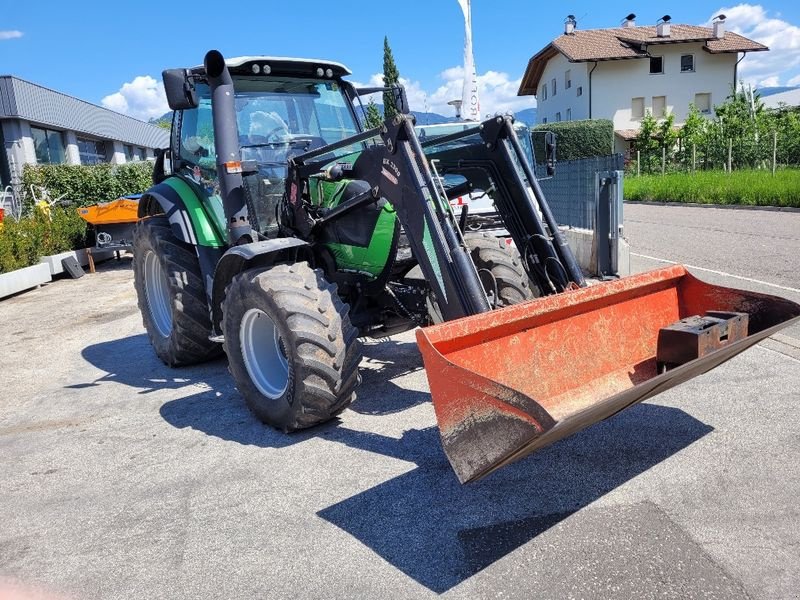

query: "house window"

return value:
[541, 84, 548, 101]
[31, 127, 65, 165]
[577, 86, 583, 97]
[555, 112, 562, 122]
[551, 78, 557, 96]
[695, 93, 711, 114]
[135, 147, 146, 161]
[565, 69, 572, 89]
[631, 97, 645, 119]
[124, 145, 135, 162]
[542, 117, 547, 124]
[652, 96, 666, 117]
[77, 137, 108, 165]
[566, 108, 572, 121]
[681, 55, 695, 72]
[650, 56, 664, 74]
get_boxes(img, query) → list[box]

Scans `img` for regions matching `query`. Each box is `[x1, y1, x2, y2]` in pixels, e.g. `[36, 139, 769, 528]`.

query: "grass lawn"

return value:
[624, 169, 800, 208]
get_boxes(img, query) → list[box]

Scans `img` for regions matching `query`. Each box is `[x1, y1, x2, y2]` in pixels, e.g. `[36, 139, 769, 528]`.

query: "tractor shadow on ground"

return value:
[317, 404, 713, 593]
[351, 336, 427, 415]
[71, 333, 430, 449]
[75, 333, 713, 593]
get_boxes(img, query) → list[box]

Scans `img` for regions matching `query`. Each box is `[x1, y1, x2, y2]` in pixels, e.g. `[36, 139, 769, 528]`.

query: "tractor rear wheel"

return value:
[133, 216, 221, 366]
[464, 232, 535, 307]
[221, 263, 361, 431]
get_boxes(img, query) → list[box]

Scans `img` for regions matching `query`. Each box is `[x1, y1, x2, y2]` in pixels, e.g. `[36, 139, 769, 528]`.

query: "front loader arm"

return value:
[288, 115, 491, 322]
[420, 116, 586, 295]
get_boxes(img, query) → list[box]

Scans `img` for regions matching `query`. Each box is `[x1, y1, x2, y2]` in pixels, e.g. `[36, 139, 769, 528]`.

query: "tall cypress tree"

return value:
[364, 98, 383, 129]
[382, 36, 401, 119]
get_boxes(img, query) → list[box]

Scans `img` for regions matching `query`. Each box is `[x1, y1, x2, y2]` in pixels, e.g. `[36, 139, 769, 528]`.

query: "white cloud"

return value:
[788, 73, 800, 86]
[101, 75, 169, 121]
[0, 30, 23, 40]
[708, 5, 800, 87]
[354, 66, 535, 118]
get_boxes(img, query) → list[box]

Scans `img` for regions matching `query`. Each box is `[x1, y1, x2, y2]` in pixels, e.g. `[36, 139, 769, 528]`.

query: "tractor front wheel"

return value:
[221, 263, 361, 431]
[464, 232, 535, 307]
[133, 216, 221, 366]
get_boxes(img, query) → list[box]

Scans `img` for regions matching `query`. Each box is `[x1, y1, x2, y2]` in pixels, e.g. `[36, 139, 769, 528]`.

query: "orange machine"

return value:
[77, 195, 140, 272]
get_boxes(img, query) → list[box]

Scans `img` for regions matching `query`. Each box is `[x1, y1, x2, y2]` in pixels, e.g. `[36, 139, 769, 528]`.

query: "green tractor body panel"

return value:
[309, 153, 399, 279]
[162, 177, 227, 248]
[324, 208, 397, 278]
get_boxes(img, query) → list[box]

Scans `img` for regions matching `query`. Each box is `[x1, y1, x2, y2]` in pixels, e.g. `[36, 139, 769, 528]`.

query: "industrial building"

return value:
[0, 75, 169, 189]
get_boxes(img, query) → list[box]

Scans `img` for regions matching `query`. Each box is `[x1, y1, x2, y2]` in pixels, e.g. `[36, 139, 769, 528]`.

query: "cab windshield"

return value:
[233, 76, 359, 162]
[180, 77, 360, 170]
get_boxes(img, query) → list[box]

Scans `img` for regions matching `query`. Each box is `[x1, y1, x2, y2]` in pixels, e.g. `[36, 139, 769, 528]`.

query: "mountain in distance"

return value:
[513, 108, 537, 126]
[148, 105, 538, 130]
[410, 107, 538, 126]
[756, 86, 800, 98]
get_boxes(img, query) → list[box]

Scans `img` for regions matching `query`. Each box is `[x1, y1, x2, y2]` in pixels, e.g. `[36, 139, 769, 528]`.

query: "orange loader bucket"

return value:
[416, 265, 800, 483]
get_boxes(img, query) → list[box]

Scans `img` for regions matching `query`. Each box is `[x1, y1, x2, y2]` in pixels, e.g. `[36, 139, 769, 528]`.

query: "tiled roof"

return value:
[519, 24, 768, 96]
[615, 129, 641, 141]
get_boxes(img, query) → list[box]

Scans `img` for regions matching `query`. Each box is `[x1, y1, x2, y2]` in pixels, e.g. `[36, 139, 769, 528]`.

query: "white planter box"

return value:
[39, 248, 116, 275]
[0, 262, 52, 299]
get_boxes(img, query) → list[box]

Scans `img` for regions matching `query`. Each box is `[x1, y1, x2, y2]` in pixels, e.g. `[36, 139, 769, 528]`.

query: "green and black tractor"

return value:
[134, 50, 581, 432]
[133, 50, 800, 483]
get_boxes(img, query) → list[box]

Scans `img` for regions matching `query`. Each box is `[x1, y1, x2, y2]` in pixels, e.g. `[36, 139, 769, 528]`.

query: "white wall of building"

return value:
[592, 44, 737, 131]
[536, 54, 589, 124]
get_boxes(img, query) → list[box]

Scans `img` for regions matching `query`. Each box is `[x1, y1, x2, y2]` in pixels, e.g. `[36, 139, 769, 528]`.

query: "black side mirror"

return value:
[392, 85, 409, 114]
[545, 131, 557, 176]
[163, 69, 198, 110]
[353, 84, 410, 114]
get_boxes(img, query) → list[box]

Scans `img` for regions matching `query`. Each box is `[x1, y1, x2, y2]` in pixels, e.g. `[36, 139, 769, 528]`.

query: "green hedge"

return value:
[22, 162, 154, 209]
[532, 119, 614, 160]
[0, 207, 88, 273]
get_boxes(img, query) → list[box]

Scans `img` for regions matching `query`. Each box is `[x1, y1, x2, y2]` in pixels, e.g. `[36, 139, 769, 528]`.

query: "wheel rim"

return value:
[240, 308, 290, 400]
[143, 250, 173, 338]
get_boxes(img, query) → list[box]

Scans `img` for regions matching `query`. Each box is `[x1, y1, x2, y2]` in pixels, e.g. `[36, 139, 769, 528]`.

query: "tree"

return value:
[678, 104, 708, 169]
[382, 36, 401, 119]
[635, 111, 660, 173]
[714, 84, 769, 168]
[364, 98, 383, 129]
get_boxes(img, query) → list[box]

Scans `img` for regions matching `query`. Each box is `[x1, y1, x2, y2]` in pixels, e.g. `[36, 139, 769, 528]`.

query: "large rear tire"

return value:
[221, 263, 361, 431]
[464, 232, 535, 307]
[133, 216, 221, 366]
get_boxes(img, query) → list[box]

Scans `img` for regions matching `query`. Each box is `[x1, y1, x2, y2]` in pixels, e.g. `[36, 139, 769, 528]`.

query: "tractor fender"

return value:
[138, 177, 225, 248]
[210, 238, 310, 332]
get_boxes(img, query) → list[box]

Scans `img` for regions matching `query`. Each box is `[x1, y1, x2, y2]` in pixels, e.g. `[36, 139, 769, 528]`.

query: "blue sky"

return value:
[2, 1, 800, 121]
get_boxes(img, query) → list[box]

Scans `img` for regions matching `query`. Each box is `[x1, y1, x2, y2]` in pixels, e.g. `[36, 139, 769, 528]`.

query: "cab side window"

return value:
[179, 91, 216, 174]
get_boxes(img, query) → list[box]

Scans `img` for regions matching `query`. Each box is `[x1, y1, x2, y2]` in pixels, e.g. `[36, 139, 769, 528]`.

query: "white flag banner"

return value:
[457, 0, 480, 121]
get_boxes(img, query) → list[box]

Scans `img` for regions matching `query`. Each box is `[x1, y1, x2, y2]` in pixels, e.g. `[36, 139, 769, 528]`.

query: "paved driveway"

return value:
[1, 204, 798, 599]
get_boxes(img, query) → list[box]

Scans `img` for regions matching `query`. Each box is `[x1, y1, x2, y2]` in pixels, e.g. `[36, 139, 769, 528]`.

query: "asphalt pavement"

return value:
[0, 203, 798, 599]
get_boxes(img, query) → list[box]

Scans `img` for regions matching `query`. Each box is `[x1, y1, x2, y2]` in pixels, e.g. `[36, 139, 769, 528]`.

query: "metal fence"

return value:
[538, 154, 625, 229]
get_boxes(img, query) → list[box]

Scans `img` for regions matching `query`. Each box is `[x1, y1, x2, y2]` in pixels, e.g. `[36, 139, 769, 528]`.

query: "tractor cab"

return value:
[163, 56, 365, 237]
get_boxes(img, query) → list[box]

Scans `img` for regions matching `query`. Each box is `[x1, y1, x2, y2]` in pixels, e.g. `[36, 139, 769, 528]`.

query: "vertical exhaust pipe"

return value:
[204, 49, 252, 244]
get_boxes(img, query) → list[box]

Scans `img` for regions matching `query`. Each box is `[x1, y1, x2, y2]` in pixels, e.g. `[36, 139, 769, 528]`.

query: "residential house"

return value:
[518, 15, 768, 153]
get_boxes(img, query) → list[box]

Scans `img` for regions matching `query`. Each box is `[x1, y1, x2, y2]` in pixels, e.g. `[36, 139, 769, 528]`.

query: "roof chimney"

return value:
[564, 15, 577, 35]
[656, 15, 671, 37]
[713, 14, 726, 39]
[622, 13, 636, 28]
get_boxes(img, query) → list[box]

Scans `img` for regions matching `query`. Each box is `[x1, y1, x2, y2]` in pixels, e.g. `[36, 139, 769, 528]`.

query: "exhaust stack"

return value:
[204, 49, 253, 245]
